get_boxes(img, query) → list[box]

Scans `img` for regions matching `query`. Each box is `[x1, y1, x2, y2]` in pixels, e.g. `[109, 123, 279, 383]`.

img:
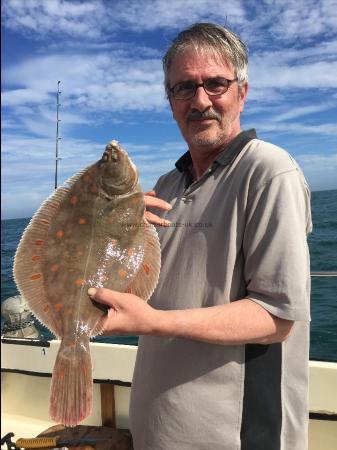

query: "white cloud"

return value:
[3, 0, 337, 47]
[2, 0, 246, 38]
[112, 0, 245, 31]
[269, 0, 337, 42]
[250, 51, 337, 90]
[2, 0, 109, 39]
[271, 103, 336, 122]
[244, 119, 337, 137]
[2, 88, 50, 107]
[3, 52, 165, 115]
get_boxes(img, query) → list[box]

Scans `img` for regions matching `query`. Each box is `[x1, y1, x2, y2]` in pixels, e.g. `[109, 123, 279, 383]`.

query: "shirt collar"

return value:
[175, 129, 257, 173]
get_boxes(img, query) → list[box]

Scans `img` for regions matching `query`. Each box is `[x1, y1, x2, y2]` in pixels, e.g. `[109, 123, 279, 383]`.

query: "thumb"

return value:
[88, 287, 120, 308]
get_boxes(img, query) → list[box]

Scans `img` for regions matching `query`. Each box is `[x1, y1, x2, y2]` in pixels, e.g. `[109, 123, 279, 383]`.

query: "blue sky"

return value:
[2, 0, 337, 219]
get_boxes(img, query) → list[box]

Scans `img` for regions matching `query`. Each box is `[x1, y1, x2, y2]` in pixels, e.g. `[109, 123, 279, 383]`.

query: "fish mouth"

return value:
[100, 140, 127, 164]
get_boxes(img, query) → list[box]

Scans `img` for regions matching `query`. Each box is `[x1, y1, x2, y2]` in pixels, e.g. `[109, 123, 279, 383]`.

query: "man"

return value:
[89, 23, 312, 450]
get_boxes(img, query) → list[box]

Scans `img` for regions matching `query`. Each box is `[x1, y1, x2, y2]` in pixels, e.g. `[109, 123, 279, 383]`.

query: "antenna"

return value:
[55, 81, 62, 189]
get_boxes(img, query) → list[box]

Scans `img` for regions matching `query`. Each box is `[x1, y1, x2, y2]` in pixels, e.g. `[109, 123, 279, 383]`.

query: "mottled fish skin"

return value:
[13, 140, 161, 427]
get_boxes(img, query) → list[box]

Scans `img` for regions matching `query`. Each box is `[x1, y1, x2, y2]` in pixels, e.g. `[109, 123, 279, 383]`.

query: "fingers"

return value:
[143, 191, 172, 226]
[144, 193, 172, 211]
[144, 211, 171, 226]
[144, 190, 156, 197]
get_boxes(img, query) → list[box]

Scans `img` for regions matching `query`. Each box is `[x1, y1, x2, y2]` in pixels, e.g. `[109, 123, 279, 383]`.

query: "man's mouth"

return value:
[190, 118, 215, 122]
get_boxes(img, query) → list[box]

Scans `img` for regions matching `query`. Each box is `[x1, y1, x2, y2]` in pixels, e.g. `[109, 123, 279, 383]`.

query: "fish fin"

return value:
[13, 165, 95, 337]
[63, 166, 92, 188]
[49, 338, 92, 427]
[125, 219, 161, 301]
[13, 187, 74, 337]
[90, 314, 108, 338]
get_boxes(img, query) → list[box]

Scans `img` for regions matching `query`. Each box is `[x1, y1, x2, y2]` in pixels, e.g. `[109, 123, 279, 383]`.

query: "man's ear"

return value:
[239, 82, 248, 113]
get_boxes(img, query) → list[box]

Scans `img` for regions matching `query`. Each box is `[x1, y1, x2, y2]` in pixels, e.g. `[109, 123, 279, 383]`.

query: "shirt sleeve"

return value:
[243, 169, 312, 321]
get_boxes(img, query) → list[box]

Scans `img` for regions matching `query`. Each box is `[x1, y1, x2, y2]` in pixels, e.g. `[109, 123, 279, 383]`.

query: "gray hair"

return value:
[163, 23, 248, 98]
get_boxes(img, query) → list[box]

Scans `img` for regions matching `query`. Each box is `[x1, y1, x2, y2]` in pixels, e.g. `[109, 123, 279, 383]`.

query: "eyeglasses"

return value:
[169, 77, 238, 100]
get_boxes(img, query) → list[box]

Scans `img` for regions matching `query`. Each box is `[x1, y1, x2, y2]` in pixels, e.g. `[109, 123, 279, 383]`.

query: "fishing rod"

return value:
[55, 81, 62, 189]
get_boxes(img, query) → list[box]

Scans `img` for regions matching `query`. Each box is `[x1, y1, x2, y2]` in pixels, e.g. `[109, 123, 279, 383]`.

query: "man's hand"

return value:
[144, 190, 172, 226]
[88, 288, 161, 335]
[89, 287, 293, 344]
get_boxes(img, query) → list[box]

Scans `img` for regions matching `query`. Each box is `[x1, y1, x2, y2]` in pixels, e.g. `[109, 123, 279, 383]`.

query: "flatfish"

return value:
[13, 140, 161, 427]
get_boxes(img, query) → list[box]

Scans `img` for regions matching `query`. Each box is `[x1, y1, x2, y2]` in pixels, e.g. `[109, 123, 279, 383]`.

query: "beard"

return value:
[181, 117, 236, 152]
[181, 104, 241, 151]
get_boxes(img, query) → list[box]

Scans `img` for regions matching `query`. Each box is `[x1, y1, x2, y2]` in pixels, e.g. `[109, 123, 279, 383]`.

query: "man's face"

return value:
[168, 48, 248, 152]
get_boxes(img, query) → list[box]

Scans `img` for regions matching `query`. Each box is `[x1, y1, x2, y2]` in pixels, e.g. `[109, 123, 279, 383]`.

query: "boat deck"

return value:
[1, 339, 337, 449]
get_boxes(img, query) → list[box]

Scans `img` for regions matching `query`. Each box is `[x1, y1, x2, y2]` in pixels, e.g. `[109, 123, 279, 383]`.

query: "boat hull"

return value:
[1, 339, 337, 449]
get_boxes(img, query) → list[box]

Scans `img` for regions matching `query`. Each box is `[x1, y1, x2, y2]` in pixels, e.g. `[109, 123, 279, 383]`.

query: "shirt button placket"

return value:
[181, 194, 193, 203]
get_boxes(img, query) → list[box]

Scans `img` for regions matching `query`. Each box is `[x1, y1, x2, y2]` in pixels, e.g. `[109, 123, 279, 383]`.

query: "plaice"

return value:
[13, 140, 161, 427]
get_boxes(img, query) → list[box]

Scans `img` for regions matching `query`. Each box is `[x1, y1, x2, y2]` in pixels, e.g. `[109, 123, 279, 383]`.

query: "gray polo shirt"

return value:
[129, 130, 312, 450]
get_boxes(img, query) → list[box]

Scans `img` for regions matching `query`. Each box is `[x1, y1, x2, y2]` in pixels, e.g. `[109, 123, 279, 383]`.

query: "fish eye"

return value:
[102, 152, 109, 162]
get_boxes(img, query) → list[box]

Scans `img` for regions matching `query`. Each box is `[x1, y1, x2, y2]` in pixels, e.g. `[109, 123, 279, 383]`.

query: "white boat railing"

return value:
[310, 271, 337, 277]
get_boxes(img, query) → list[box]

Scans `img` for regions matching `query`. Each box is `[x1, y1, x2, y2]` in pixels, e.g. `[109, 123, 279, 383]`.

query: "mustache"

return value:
[187, 109, 221, 122]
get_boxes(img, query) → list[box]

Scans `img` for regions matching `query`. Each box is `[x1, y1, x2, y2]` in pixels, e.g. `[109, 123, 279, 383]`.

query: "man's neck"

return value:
[189, 132, 240, 180]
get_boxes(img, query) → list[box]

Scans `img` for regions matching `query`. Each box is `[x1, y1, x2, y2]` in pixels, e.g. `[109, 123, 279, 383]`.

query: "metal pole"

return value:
[55, 81, 61, 189]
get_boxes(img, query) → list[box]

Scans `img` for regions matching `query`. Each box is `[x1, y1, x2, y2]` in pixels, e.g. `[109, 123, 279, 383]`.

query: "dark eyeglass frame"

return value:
[169, 77, 238, 100]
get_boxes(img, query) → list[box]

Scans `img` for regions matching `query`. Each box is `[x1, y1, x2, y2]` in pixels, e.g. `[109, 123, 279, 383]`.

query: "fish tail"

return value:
[49, 338, 92, 427]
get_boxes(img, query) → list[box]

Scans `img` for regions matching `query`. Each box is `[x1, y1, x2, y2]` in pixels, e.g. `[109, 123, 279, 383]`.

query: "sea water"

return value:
[1, 189, 336, 360]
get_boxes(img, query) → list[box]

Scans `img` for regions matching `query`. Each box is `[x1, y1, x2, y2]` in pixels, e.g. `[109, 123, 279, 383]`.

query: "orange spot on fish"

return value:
[67, 307, 73, 315]
[54, 303, 62, 312]
[43, 305, 50, 312]
[35, 239, 44, 246]
[118, 269, 127, 279]
[142, 264, 150, 275]
[30, 273, 42, 280]
[59, 368, 65, 379]
[31, 255, 40, 261]
[77, 250, 84, 256]
[51, 264, 59, 272]
[127, 248, 135, 256]
[83, 174, 92, 183]
[74, 278, 85, 286]
[90, 184, 98, 193]
[41, 219, 50, 225]
[56, 230, 64, 238]
[70, 195, 78, 205]
[78, 218, 86, 225]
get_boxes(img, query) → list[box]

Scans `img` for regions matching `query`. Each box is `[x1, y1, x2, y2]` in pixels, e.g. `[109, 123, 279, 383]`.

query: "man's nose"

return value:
[190, 85, 213, 111]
